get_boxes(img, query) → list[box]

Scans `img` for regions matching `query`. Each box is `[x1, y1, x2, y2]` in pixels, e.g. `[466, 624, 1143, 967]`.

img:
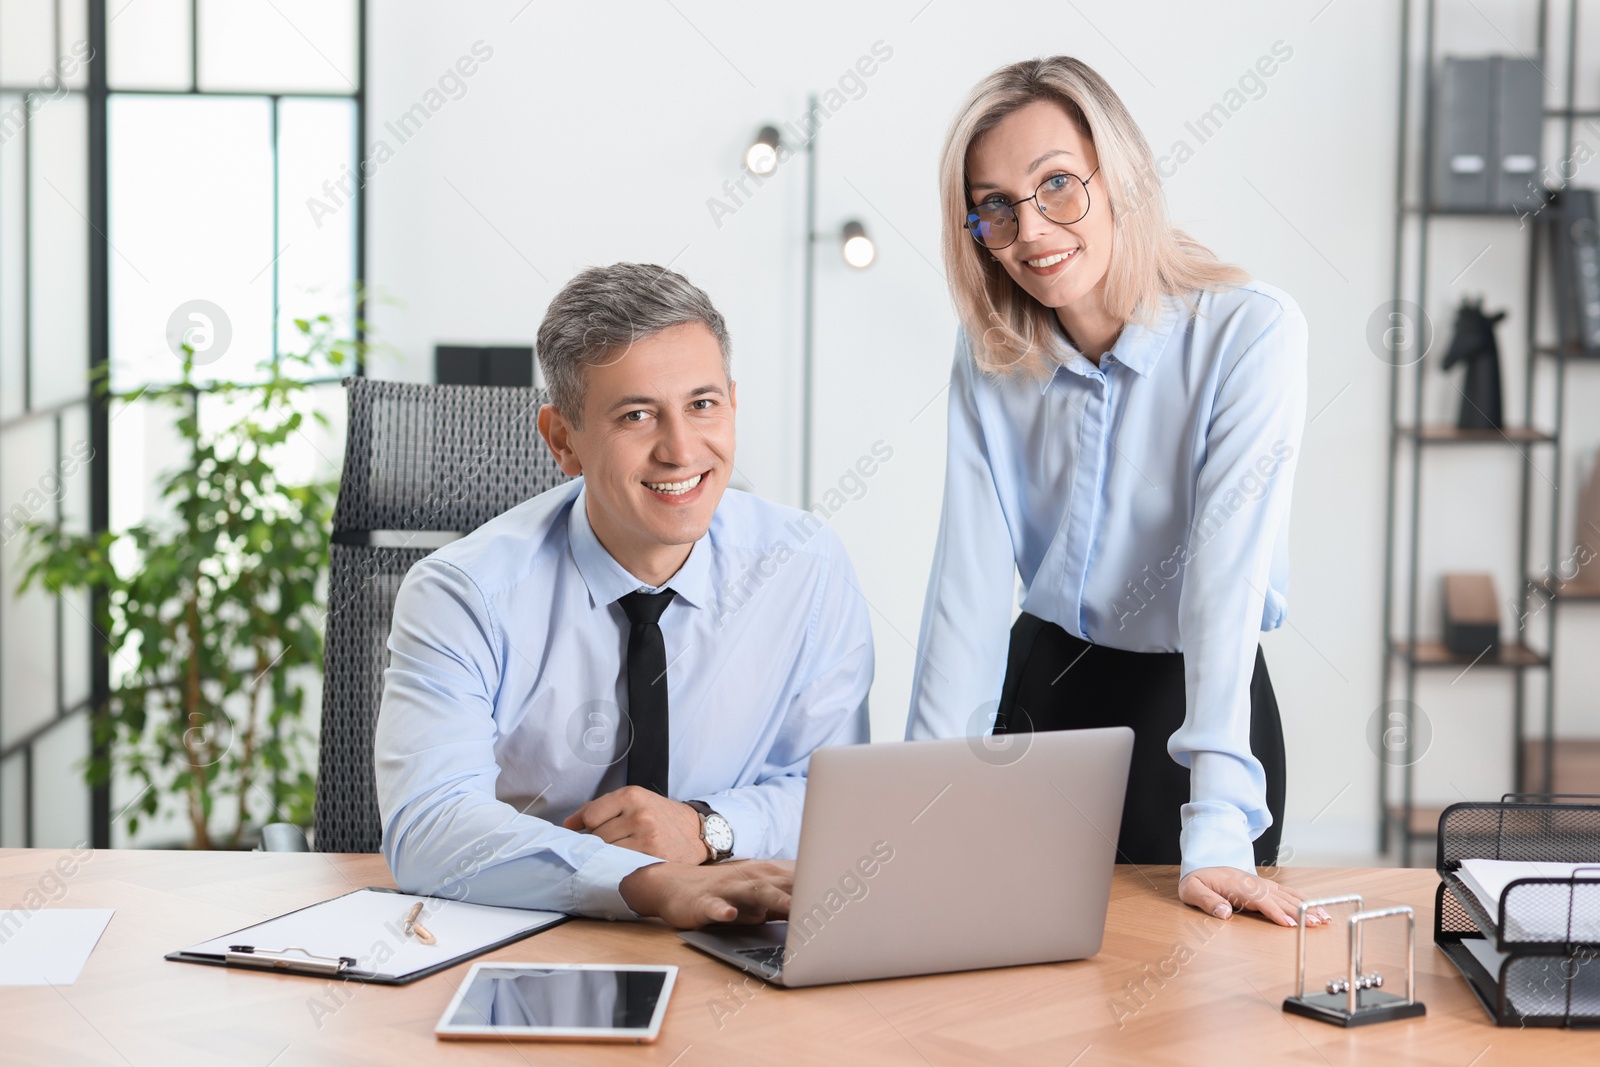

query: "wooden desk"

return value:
[0, 849, 1594, 1065]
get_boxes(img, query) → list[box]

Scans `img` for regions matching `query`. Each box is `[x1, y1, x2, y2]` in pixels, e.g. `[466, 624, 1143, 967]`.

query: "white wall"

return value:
[360, 0, 1600, 861]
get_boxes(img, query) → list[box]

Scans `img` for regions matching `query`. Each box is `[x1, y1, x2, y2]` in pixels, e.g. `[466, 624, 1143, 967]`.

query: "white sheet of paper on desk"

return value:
[181, 889, 563, 980]
[0, 909, 114, 985]
[1457, 858, 1600, 942]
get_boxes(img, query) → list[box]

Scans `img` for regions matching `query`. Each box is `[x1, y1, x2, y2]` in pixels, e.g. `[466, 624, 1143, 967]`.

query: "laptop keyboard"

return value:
[735, 945, 786, 974]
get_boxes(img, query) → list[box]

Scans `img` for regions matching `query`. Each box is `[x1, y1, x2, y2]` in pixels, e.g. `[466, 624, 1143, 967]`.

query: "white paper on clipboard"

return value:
[176, 889, 565, 981]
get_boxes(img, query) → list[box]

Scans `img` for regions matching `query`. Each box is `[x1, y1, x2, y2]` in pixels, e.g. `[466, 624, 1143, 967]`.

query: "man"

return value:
[374, 263, 872, 929]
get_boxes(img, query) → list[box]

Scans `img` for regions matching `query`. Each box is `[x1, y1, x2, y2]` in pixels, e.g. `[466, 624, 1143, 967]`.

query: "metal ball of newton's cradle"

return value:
[1326, 972, 1384, 995]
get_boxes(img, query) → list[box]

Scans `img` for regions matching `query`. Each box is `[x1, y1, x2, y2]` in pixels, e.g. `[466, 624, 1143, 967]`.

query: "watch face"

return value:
[704, 814, 734, 853]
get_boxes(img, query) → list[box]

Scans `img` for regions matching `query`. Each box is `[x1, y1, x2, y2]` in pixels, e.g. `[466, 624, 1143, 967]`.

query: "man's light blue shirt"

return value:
[906, 281, 1308, 877]
[375, 481, 873, 919]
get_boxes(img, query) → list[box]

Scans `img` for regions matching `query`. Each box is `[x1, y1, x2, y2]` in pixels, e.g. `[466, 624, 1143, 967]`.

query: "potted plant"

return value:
[16, 314, 366, 849]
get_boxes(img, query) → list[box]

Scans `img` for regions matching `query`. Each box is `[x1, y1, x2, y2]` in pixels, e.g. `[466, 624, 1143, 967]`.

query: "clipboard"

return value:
[166, 887, 569, 985]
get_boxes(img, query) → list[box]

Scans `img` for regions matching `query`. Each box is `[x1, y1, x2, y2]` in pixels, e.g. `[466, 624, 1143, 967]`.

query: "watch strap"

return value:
[684, 800, 733, 863]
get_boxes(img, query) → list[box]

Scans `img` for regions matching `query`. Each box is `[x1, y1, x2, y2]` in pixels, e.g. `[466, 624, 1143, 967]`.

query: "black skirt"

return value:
[993, 612, 1286, 868]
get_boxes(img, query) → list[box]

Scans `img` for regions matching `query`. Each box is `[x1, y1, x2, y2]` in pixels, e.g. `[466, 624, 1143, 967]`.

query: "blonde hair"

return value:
[939, 56, 1247, 377]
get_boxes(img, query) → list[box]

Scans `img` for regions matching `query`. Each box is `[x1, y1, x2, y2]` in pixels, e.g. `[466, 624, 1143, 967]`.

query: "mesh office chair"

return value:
[309, 378, 570, 853]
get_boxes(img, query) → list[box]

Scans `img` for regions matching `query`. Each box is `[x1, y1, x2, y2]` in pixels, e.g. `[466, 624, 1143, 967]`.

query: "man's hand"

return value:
[1179, 866, 1332, 927]
[619, 860, 793, 929]
[562, 785, 708, 865]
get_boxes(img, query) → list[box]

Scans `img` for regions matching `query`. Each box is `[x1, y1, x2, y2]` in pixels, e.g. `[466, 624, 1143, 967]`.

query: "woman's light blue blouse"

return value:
[906, 281, 1308, 876]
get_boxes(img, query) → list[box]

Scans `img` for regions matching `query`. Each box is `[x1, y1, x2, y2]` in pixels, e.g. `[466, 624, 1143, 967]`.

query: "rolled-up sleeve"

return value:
[906, 334, 1018, 741]
[1172, 298, 1308, 876]
[374, 558, 660, 919]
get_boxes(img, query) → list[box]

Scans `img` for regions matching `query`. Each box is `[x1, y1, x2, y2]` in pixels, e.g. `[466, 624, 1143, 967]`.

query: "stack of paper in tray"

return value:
[1454, 858, 1600, 1016]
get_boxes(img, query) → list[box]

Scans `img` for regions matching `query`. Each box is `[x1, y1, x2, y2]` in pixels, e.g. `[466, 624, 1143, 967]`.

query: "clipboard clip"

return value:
[225, 945, 357, 976]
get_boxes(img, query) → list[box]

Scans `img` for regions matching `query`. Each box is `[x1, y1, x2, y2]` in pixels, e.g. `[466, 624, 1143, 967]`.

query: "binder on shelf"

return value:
[1490, 57, 1543, 212]
[1549, 188, 1600, 357]
[1430, 56, 1545, 212]
[167, 887, 568, 985]
[1434, 795, 1600, 1027]
[1432, 57, 1493, 209]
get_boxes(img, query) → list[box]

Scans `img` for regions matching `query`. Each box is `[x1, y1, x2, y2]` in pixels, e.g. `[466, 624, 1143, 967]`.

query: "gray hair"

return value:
[535, 262, 732, 425]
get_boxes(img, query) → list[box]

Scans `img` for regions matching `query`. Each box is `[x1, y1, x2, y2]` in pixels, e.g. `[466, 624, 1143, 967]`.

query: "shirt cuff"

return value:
[1178, 807, 1258, 878]
[568, 839, 664, 920]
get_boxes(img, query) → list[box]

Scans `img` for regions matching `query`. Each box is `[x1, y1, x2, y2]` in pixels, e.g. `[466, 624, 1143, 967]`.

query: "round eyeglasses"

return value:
[965, 167, 1099, 250]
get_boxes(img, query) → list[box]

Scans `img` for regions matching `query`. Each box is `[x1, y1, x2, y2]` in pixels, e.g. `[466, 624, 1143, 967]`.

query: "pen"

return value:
[403, 901, 437, 945]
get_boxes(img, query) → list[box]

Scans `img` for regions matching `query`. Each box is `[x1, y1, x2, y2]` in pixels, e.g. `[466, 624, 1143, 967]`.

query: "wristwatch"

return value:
[685, 800, 734, 863]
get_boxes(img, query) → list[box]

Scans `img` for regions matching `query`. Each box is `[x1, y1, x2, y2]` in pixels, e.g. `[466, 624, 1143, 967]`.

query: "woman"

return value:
[907, 56, 1322, 927]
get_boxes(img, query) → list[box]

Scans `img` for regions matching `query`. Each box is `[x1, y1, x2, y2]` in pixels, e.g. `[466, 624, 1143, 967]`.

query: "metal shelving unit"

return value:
[1379, 0, 1598, 863]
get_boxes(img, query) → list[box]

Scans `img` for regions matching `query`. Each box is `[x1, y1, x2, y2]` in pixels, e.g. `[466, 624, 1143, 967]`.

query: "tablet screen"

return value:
[437, 963, 675, 1041]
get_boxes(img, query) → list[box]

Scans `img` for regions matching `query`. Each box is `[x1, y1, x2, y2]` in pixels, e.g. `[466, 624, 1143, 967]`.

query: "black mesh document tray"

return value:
[1434, 795, 1600, 1028]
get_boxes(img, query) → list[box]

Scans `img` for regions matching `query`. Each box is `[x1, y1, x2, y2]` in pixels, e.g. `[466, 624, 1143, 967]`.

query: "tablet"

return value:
[434, 962, 677, 1042]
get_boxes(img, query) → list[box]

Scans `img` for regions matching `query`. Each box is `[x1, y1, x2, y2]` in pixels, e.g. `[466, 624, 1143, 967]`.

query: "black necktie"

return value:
[618, 589, 676, 795]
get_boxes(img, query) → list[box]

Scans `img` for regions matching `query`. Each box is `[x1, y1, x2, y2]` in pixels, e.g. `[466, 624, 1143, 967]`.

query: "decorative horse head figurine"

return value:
[1441, 298, 1506, 431]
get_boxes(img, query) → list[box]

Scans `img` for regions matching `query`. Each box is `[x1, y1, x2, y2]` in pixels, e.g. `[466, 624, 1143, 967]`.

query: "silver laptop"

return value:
[677, 727, 1133, 987]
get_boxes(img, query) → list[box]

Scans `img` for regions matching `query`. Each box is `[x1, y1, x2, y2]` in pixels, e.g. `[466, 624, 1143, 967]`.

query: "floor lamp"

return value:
[744, 96, 876, 511]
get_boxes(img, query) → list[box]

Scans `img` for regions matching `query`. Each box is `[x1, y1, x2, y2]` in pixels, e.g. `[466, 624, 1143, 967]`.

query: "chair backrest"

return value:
[313, 378, 571, 853]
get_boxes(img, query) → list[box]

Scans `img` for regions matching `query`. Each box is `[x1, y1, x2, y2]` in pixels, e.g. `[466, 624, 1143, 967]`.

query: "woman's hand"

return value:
[1178, 866, 1331, 927]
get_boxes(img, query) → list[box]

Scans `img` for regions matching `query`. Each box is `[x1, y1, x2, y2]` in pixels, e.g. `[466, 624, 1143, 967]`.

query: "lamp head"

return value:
[841, 220, 875, 268]
[745, 125, 782, 176]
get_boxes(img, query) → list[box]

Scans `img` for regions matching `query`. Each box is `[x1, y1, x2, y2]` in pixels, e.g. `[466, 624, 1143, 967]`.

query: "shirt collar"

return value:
[567, 482, 711, 610]
[1041, 294, 1183, 391]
